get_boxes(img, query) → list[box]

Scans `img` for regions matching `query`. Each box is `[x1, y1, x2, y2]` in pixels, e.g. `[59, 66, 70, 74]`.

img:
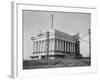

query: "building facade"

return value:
[30, 29, 81, 60]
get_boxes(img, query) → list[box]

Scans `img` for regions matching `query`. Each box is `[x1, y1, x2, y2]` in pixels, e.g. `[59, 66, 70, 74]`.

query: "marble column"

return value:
[72, 43, 74, 53]
[43, 40, 44, 53]
[56, 39, 57, 51]
[58, 39, 59, 51]
[70, 42, 72, 53]
[35, 41, 36, 53]
[44, 40, 46, 52]
[38, 41, 40, 53]
[67, 42, 69, 52]
[51, 39, 53, 51]
[71, 43, 73, 53]
[70, 42, 71, 52]
[40, 41, 42, 53]
[34, 41, 35, 53]
[42, 40, 44, 52]
[72, 43, 73, 53]
[36, 41, 37, 53]
[69, 42, 71, 52]
[39, 41, 40, 53]
[39, 41, 41, 53]
[73, 43, 75, 53]
[66, 41, 68, 52]
[66, 41, 67, 52]
[61, 40, 62, 51]
[62, 40, 63, 52]
[53, 38, 55, 51]
[41, 41, 42, 53]
[41, 40, 43, 53]
[62, 40, 64, 51]
[49, 39, 51, 51]
[71, 42, 73, 53]
[65, 41, 66, 52]
[51, 39, 52, 51]
[33, 41, 34, 53]
[68, 42, 70, 52]
[60, 40, 62, 51]
[55, 39, 56, 51]
[58, 39, 60, 51]
[57, 39, 58, 51]
[37, 41, 39, 53]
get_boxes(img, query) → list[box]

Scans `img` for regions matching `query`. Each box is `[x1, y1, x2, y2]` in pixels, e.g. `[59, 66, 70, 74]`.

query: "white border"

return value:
[11, 1, 97, 78]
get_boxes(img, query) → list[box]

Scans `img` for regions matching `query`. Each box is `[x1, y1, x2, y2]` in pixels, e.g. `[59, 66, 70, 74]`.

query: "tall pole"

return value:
[88, 28, 91, 58]
[46, 32, 50, 60]
[52, 14, 53, 29]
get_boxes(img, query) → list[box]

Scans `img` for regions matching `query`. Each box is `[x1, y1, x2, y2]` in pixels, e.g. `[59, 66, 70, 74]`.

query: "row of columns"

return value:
[33, 40, 46, 53]
[33, 39, 55, 53]
[32, 38, 76, 53]
[55, 39, 75, 53]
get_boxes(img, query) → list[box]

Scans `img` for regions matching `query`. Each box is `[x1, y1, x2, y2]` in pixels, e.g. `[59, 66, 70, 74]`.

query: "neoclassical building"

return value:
[30, 29, 81, 60]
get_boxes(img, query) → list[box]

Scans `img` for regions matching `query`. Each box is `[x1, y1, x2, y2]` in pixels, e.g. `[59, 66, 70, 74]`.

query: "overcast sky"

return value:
[23, 10, 91, 60]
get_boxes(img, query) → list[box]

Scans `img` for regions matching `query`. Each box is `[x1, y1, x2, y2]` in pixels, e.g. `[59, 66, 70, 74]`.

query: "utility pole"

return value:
[88, 28, 91, 58]
[46, 31, 50, 60]
[45, 14, 53, 60]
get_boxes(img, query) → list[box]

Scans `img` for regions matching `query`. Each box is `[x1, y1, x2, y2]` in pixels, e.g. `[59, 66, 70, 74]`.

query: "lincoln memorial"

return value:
[30, 29, 81, 60]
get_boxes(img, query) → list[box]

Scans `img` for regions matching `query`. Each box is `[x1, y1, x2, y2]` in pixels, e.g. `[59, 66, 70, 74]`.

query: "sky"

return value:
[23, 10, 91, 60]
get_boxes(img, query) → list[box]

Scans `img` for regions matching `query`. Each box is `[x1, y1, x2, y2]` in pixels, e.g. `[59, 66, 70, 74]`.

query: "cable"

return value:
[80, 44, 89, 55]
[80, 33, 88, 38]
[79, 38, 89, 43]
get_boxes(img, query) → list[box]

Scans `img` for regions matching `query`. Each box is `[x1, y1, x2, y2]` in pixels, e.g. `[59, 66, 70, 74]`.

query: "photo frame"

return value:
[11, 1, 97, 78]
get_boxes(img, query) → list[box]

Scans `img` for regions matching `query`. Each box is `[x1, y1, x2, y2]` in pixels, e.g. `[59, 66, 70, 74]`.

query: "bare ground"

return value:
[23, 58, 91, 69]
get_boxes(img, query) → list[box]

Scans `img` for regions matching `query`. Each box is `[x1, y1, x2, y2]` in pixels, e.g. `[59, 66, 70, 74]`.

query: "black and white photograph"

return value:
[23, 10, 91, 69]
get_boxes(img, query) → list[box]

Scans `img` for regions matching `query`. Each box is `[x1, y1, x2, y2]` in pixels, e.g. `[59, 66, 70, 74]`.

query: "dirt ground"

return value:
[23, 58, 91, 69]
